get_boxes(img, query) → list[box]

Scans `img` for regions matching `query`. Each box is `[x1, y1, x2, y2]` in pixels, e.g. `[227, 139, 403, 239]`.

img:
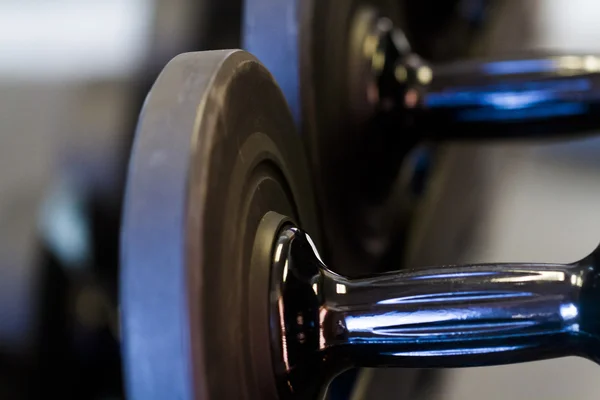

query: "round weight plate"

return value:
[245, 0, 407, 276]
[121, 50, 319, 399]
[305, 1, 412, 277]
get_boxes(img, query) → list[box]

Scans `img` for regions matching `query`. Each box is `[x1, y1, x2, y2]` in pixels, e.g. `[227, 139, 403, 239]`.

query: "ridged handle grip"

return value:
[272, 227, 600, 398]
[322, 260, 596, 367]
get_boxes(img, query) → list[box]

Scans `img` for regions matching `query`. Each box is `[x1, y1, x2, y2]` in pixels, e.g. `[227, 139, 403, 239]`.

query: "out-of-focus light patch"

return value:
[560, 303, 579, 321]
[38, 178, 91, 269]
[371, 50, 386, 72]
[394, 65, 407, 82]
[483, 59, 556, 75]
[336, 284, 347, 294]
[0, 0, 153, 81]
[584, 56, 600, 72]
[482, 91, 551, 110]
[557, 56, 584, 71]
[362, 35, 379, 58]
[416, 66, 432, 85]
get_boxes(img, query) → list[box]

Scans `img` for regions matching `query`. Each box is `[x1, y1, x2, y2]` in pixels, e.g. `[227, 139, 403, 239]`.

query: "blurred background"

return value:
[2, 0, 600, 399]
[0, 0, 239, 397]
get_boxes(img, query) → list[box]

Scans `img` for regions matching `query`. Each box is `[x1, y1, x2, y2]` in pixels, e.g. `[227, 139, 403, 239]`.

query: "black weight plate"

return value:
[121, 50, 319, 399]
[304, 0, 411, 277]
[245, 0, 411, 276]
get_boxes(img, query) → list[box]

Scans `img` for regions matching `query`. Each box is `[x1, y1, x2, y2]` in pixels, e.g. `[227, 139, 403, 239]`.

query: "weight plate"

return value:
[245, 0, 410, 276]
[121, 50, 319, 399]
[305, 1, 412, 277]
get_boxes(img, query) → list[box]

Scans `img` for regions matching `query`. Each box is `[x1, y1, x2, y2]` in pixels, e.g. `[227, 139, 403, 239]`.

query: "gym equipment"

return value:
[246, 3, 600, 278]
[264, 222, 600, 398]
[358, 22, 600, 139]
[244, 0, 408, 277]
[121, 50, 319, 399]
[121, 49, 600, 399]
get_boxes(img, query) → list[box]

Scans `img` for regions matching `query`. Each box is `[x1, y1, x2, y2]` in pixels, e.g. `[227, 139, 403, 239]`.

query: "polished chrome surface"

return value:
[365, 17, 600, 139]
[271, 224, 600, 398]
[418, 54, 600, 138]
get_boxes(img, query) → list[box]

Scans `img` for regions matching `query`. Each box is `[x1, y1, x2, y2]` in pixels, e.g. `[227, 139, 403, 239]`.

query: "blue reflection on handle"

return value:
[460, 103, 587, 122]
[425, 78, 591, 116]
[483, 59, 556, 75]
[482, 90, 552, 110]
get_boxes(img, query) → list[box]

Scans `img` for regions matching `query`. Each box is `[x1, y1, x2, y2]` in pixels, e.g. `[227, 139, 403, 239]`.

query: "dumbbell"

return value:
[358, 16, 600, 140]
[120, 50, 600, 400]
[246, 3, 600, 279]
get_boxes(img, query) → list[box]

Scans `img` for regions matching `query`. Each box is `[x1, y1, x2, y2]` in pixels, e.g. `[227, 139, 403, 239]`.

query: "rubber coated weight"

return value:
[306, 1, 413, 277]
[245, 0, 412, 276]
[121, 50, 319, 400]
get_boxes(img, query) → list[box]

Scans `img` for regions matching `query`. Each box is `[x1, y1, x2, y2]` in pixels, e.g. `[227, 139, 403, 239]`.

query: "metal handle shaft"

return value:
[271, 226, 600, 397]
[414, 55, 600, 139]
[373, 29, 600, 139]
[322, 261, 591, 367]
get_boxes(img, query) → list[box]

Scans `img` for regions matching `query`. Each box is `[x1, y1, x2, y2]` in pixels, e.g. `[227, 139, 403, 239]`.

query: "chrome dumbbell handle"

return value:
[370, 22, 600, 139]
[272, 225, 600, 398]
[418, 55, 600, 139]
